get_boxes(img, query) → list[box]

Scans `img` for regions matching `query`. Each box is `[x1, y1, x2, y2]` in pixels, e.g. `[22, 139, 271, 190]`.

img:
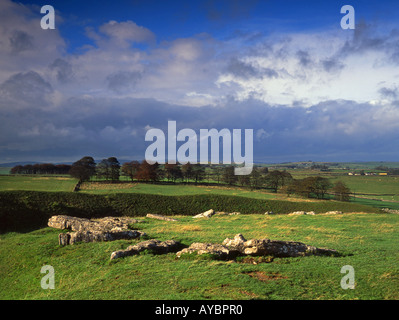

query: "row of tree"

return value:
[10, 163, 71, 175]
[10, 156, 351, 202]
[68, 156, 352, 201]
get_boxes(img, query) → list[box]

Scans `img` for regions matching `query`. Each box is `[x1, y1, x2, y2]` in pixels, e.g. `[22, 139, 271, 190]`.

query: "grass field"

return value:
[80, 181, 281, 200]
[0, 167, 11, 175]
[0, 175, 77, 192]
[0, 171, 398, 300]
[1, 173, 399, 210]
[0, 213, 397, 300]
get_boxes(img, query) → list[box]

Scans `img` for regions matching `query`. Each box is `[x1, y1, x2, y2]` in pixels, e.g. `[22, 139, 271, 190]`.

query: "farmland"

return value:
[0, 163, 398, 300]
[0, 175, 77, 192]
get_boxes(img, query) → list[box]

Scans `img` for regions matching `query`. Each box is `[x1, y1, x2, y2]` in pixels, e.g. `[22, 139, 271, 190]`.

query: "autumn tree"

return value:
[136, 160, 160, 182]
[121, 161, 140, 181]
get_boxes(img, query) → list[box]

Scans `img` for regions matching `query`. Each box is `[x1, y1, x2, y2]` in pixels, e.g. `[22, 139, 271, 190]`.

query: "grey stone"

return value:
[223, 234, 338, 257]
[60, 230, 146, 246]
[48, 215, 143, 246]
[146, 213, 178, 222]
[176, 242, 236, 259]
[177, 234, 338, 260]
[110, 239, 183, 260]
[192, 209, 215, 219]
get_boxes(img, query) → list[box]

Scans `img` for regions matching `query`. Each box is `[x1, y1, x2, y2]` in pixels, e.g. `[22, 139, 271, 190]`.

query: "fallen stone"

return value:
[176, 234, 338, 260]
[176, 242, 238, 260]
[146, 213, 178, 222]
[223, 234, 338, 257]
[48, 215, 139, 232]
[323, 211, 343, 215]
[110, 239, 184, 260]
[48, 215, 143, 246]
[192, 209, 215, 219]
[59, 229, 146, 246]
[382, 208, 399, 214]
[215, 211, 241, 216]
[288, 211, 307, 216]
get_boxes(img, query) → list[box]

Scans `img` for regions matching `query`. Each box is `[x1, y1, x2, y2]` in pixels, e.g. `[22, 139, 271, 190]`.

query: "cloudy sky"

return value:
[1, 0, 399, 164]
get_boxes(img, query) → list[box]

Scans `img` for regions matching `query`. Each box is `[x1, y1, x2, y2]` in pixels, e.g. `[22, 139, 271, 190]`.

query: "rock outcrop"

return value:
[110, 239, 184, 260]
[288, 211, 316, 216]
[215, 211, 241, 216]
[323, 211, 343, 215]
[222, 234, 337, 257]
[287, 211, 342, 216]
[48, 215, 139, 232]
[192, 209, 215, 219]
[176, 242, 238, 259]
[48, 215, 145, 245]
[176, 234, 338, 260]
[146, 214, 178, 222]
[59, 229, 146, 246]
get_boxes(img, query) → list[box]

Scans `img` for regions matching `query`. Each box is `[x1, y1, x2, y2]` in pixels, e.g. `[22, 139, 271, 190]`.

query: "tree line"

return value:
[10, 163, 71, 175]
[67, 156, 352, 201]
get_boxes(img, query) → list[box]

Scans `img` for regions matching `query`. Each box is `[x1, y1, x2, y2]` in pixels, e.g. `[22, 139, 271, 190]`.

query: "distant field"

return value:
[0, 167, 11, 175]
[2, 172, 399, 209]
[81, 181, 279, 200]
[284, 171, 399, 203]
[0, 175, 77, 192]
[328, 175, 399, 203]
[270, 161, 399, 170]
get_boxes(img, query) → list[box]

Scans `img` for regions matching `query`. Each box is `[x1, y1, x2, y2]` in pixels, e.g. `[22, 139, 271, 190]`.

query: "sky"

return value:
[1, 0, 399, 164]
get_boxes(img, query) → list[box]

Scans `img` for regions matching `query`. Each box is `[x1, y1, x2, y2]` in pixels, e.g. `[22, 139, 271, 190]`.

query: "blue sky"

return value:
[1, 0, 399, 164]
[21, 0, 399, 51]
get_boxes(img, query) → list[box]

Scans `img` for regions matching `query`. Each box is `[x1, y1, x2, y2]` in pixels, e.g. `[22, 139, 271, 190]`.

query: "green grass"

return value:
[80, 181, 279, 200]
[0, 167, 12, 175]
[0, 213, 398, 300]
[329, 175, 399, 196]
[0, 175, 78, 192]
[80, 180, 399, 210]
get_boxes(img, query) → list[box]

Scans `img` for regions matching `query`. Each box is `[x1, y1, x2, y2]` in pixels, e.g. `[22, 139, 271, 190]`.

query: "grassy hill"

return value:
[1, 213, 398, 300]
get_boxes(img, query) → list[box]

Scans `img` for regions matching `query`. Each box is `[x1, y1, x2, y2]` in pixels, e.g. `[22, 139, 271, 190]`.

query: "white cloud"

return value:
[1, 0, 399, 162]
[90, 20, 156, 48]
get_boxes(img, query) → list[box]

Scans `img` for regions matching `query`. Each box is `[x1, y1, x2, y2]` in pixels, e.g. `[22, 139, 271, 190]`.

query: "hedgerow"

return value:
[0, 191, 378, 232]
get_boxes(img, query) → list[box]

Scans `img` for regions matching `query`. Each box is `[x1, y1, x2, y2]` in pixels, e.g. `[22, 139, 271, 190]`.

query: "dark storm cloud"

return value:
[226, 58, 278, 79]
[1, 93, 399, 163]
[49, 58, 74, 83]
[9, 30, 34, 53]
[0, 71, 53, 105]
[321, 58, 345, 73]
[296, 50, 312, 68]
[339, 21, 390, 58]
[106, 71, 142, 93]
[379, 86, 398, 100]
